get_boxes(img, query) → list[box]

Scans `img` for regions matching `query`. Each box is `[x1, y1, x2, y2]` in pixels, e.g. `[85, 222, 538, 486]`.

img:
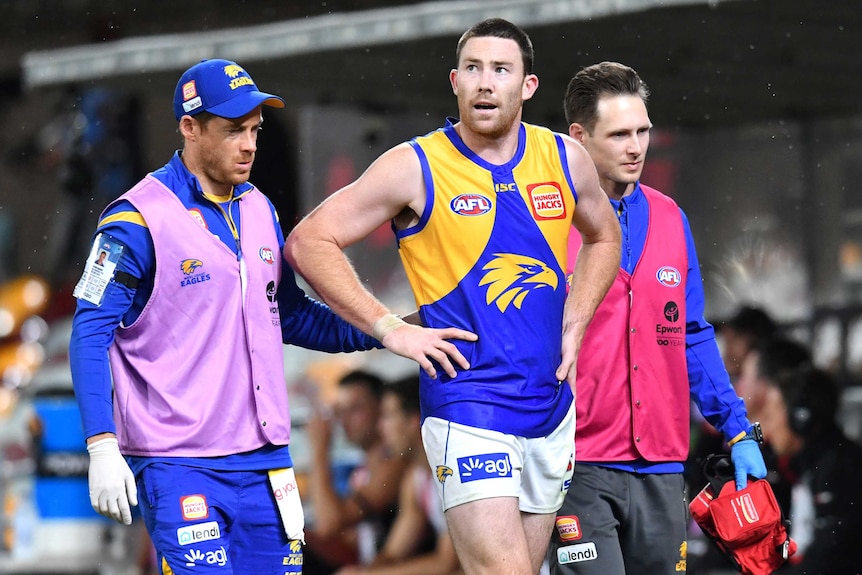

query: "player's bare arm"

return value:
[285, 144, 477, 378]
[556, 137, 621, 386]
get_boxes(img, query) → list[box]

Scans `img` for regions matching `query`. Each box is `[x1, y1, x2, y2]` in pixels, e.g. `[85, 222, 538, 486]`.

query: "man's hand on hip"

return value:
[381, 322, 477, 379]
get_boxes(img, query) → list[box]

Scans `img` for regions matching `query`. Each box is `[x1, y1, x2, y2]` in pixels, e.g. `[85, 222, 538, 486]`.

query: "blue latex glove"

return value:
[730, 439, 767, 490]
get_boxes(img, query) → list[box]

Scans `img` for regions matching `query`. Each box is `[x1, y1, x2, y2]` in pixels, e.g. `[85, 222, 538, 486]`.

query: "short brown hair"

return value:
[564, 62, 649, 132]
[456, 18, 534, 75]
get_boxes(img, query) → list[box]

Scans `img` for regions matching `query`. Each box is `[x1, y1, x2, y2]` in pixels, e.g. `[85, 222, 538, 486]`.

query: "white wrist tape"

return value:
[372, 313, 407, 340]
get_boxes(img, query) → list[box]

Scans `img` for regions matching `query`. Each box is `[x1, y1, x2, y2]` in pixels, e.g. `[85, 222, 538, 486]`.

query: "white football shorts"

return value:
[421, 401, 575, 514]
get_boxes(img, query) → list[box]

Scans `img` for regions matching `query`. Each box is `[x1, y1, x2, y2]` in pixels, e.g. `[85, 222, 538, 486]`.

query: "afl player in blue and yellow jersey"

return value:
[286, 18, 620, 575]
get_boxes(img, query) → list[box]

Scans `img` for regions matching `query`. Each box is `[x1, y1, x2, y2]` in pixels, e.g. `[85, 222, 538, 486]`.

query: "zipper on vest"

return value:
[209, 193, 243, 261]
[228, 197, 242, 261]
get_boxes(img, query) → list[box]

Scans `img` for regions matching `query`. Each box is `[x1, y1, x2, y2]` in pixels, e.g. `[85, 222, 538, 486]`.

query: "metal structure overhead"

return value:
[20, 0, 711, 89]
[16, 0, 862, 129]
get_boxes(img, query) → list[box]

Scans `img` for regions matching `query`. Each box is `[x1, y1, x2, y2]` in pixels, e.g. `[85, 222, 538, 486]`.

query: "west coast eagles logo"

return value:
[181, 259, 204, 275]
[479, 253, 558, 312]
[179, 259, 211, 287]
[436, 465, 453, 484]
[224, 64, 254, 90]
[224, 64, 245, 78]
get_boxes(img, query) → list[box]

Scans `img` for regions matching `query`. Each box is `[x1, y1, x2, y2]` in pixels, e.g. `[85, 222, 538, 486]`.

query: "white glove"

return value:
[87, 437, 138, 525]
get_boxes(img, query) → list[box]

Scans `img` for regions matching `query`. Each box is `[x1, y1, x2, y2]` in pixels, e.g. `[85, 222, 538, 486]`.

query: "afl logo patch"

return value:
[656, 266, 681, 287]
[259, 246, 275, 264]
[450, 194, 492, 216]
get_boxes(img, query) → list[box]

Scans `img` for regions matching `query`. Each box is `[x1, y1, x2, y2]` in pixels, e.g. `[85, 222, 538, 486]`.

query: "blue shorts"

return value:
[137, 463, 303, 574]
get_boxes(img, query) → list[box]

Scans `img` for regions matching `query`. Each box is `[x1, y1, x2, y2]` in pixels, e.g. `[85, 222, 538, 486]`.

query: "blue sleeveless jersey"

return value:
[398, 120, 577, 438]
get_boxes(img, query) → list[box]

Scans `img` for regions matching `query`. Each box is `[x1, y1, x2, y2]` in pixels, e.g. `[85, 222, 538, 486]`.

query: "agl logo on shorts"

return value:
[457, 452, 512, 483]
[184, 546, 227, 567]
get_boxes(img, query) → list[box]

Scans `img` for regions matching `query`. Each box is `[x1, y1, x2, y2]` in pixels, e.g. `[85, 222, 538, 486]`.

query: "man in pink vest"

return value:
[547, 62, 767, 575]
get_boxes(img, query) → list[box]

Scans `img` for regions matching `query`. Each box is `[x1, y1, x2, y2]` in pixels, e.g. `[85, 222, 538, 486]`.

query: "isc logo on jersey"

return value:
[456, 452, 512, 483]
[656, 266, 681, 287]
[450, 194, 492, 216]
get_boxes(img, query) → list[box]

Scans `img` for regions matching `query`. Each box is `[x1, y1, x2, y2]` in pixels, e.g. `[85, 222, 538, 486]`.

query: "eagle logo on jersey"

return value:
[479, 253, 559, 312]
[224, 64, 245, 78]
[436, 465, 453, 484]
[181, 259, 204, 275]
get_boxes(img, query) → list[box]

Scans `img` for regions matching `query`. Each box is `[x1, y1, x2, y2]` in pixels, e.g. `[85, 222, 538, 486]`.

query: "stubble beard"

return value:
[463, 106, 518, 140]
[203, 150, 253, 189]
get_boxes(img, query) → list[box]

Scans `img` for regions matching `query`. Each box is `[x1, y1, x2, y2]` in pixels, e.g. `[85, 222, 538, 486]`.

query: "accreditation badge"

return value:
[72, 233, 126, 306]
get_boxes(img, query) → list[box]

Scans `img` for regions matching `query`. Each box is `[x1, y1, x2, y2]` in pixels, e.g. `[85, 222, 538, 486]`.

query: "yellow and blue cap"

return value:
[173, 59, 284, 120]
